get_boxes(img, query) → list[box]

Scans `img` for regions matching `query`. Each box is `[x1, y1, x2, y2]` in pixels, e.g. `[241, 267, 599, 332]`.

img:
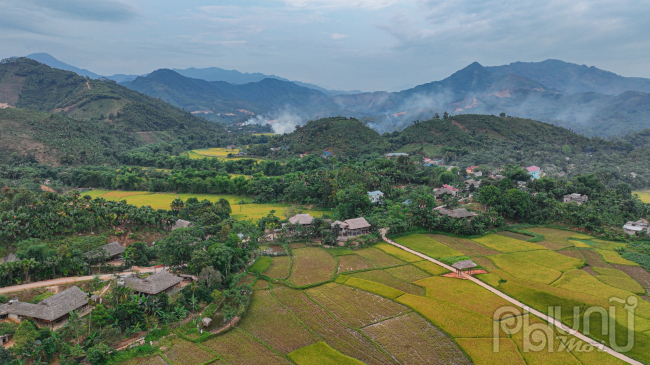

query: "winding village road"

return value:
[380, 229, 643, 365]
[0, 266, 158, 294]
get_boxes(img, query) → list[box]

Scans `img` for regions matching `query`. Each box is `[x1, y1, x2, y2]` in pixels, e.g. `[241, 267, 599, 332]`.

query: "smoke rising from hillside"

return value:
[244, 109, 305, 134]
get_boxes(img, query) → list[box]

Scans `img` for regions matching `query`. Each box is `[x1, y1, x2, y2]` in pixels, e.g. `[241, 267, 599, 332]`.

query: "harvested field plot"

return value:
[415, 276, 512, 317]
[527, 227, 575, 248]
[556, 249, 585, 261]
[288, 342, 364, 365]
[455, 338, 525, 365]
[580, 249, 610, 268]
[568, 239, 592, 248]
[307, 282, 407, 327]
[344, 277, 405, 299]
[496, 231, 533, 241]
[202, 329, 290, 365]
[164, 340, 216, 365]
[428, 234, 500, 256]
[473, 234, 546, 253]
[394, 234, 463, 258]
[264, 256, 292, 280]
[121, 356, 169, 365]
[396, 293, 496, 338]
[287, 247, 336, 287]
[489, 255, 563, 284]
[290, 243, 306, 249]
[253, 279, 270, 290]
[412, 260, 450, 275]
[356, 247, 405, 267]
[375, 242, 423, 262]
[325, 247, 357, 256]
[337, 254, 375, 273]
[383, 265, 431, 282]
[597, 249, 639, 266]
[471, 256, 498, 270]
[552, 269, 640, 300]
[272, 286, 395, 365]
[351, 269, 426, 296]
[363, 312, 471, 365]
[613, 264, 650, 289]
[239, 289, 318, 353]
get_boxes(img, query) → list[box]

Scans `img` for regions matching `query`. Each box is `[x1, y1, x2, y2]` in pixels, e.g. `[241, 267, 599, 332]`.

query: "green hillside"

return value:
[0, 58, 227, 164]
[274, 117, 390, 157]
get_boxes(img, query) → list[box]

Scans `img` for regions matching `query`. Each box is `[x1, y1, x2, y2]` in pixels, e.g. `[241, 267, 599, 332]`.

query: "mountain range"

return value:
[19, 53, 650, 137]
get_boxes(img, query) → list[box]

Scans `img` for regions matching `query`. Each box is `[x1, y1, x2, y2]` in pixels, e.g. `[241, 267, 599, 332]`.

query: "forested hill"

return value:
[0, 58, 227, 165]
[265, 117, 390, 157]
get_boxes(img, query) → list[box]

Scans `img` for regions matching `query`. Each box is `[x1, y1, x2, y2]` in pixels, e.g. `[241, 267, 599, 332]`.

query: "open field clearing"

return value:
[489, 254, 563, 284]
[412, 260, 450, 275]
[383, 265, 431, 282]
[121, 356, 169, 365]
[556, 249, 586, 261]
[634, 190, 650, 203]
[272, 286, 396, 365]
[350, 269, 426, 296]
[343, 277, 405, 299]
[239, 289, 318, 353]
[355, 247, 406, 267]
[264, 256, 292, 280]
[86, 190, 327, 220]
[163, 340, 216, 365]
[363, 312, 471, 365]
[306, 282, 407, 327]
[596, 249, 639, 266]
[428, 234, 500, 256]
[287, 247, 336, 286]
[415, 276, 512, 317]
[202, 329, 291, 365]
[288, 342, 365, 365]
[394, 234, 464, 258]
[396, 293, 496, 338]
[455, 338, 525, 365]
[472, 234, 546, 253]
[527, 227, 576, 249]
[337, 254, 376, 272]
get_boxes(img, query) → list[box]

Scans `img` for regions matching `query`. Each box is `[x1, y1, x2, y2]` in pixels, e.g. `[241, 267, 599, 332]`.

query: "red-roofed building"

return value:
[466, 166, 479, 174]
[442, 184, 459, 192]
[527, 165, 541, 179]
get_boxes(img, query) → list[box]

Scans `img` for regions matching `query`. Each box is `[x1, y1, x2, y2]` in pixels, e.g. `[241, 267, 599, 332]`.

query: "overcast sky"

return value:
[2, 0, 649, 91]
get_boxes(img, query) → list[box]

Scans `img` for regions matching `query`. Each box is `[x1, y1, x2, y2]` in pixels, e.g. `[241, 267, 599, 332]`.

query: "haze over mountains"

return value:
[19, 53, 650, 137]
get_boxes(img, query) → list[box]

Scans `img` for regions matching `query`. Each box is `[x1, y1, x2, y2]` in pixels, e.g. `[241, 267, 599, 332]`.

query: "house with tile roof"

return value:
[527, 166, 541, 180]
[0, 286, 90, 328]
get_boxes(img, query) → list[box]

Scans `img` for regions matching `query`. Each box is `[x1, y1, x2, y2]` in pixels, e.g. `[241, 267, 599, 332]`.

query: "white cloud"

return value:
[331, 33, 348, 39]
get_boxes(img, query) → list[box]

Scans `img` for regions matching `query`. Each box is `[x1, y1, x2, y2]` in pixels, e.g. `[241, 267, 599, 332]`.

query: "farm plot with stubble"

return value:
[287, 247, 336, 286]
[163, 340, 216, 365]
[393, 234, 463, 258]
[351, 269, 426, 296]
[271, 286, 395, 365]
[238, 289, 318, 354]
[427, 234, 500, 256]
[120, 356, 170, 365]
[363, 312, 471, 365]
[264, 256, 292, 280]
[337, 254, 375, 273]
[202, 329, 291, 365]
[355, 247, 405, 267]
[307, 282, 407, 327]
[472, 234, 546, 253]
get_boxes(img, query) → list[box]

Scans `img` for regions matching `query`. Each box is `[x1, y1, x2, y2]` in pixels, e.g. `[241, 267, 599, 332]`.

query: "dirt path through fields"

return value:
[380, 229, 643, 365]
[0, 266, 157, 294]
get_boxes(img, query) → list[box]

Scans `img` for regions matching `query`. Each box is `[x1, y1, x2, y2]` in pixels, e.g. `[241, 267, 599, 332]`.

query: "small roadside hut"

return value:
[452, 260, 477, 277]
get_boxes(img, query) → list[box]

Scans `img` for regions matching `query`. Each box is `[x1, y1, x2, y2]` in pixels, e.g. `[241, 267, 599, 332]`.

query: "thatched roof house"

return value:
[438, 208, 477, 219]
[288, 214, 314, 226]
[563, 193, 588, 205]
[172, 219, 192, 231]
[332, 217, 372, 239]
[0, 286, 89, 328]
[452, 259, 478, 276]
[123, 271, 182, 295]
[86, 241, 124, 260]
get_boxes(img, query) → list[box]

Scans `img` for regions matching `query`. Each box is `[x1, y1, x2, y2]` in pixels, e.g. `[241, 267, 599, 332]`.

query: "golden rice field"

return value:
[85, 190, 328, 220]
[633, 190, 650, 203]
[183, 147, 266, 161]
[132, 228, 649, 365]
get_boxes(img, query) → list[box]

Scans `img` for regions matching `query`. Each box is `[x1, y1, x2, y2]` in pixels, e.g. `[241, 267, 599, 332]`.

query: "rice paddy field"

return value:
[183, 148, 267, 162]
[127, 227, 649, 365]
[633, 189, 650, 203]
[85, 190, 328, 220]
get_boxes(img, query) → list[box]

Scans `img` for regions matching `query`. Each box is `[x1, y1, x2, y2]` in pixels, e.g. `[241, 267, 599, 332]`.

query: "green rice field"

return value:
[85, 190, 328, 220]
